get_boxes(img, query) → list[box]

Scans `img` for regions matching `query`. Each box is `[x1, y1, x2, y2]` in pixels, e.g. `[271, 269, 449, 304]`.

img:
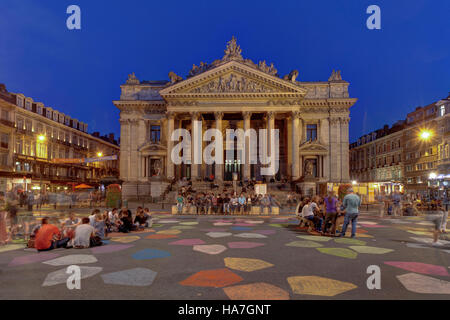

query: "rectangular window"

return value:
[16, 117, 24, 130]
[0, 133, 9, 149]
[16, 141, 23, 154]
[306, 124, 317, 141]
[1, 109, 9, 121]
[25, 120, 32, 132]
[150, 125, 161, 143]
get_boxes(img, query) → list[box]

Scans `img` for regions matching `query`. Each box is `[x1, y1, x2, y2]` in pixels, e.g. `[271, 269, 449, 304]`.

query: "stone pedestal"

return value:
[298, 181, 317, 197]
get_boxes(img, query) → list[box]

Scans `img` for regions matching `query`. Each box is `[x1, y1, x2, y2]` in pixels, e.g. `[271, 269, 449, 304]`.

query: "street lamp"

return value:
[38, 134, 46, 142]
[419, 130, 432, 141]
[429, 172, 437, 180]
[97, 152, 103, 157]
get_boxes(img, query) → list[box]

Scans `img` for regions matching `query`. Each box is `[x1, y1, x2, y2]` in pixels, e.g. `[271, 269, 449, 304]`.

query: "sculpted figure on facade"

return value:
[328, 69, 342, 81]
[190, 74, 274, 93]
[168, 71, 183, 84]
[283, 70, 299, 82]
[304, 159, 314, 177]
[223, 36, 243, 61]
[126, 72, 139, 85]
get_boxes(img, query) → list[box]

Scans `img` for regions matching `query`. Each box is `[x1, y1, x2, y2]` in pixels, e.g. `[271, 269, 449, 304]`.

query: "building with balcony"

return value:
[350, 91, 450, 199]
[0, 84, 120, 193]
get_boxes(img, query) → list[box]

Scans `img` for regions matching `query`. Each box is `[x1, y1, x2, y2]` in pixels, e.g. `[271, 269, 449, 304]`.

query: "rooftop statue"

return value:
[223, 36, 243, 61]
[126, 72, 140, 84]
[283, 69, 299, 82]
[328, 69, 343, 81]
[168, 71, 183, 84]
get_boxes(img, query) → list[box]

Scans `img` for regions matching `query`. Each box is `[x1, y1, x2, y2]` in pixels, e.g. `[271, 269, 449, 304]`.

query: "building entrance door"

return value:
[224, 149, 242, 181]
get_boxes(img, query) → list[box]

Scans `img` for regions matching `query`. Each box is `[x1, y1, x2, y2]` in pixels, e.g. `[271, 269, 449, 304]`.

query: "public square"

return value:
[0, 210, 449, 300]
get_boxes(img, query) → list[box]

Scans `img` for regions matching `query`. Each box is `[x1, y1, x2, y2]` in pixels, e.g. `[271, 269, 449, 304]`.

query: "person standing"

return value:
[238, 193, 246, 215]
[321, 191, 339, 235]
[441, 208, 448, 233]
[337, 188, 361, 238]
[27, 192, 34, 212]
[391, 189, 402, 217]
[0, 192, 11, 245]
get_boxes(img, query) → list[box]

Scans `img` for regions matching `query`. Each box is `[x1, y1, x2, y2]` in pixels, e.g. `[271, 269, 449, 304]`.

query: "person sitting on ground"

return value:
[62, 212, 81, 239]
[118, 210, 134, 233]
[94, 212, 107, 239]
[134, 210, 151, 228]
[143, 208, 153, 227]
[72, 217, 99, 248]
[89, 209, 100, 227]
[35, 217, 69, 251]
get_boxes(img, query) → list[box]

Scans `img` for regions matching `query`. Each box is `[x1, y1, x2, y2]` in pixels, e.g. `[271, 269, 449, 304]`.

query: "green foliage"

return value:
[338, 184, 352, 200]
[106, 184, 121, 208]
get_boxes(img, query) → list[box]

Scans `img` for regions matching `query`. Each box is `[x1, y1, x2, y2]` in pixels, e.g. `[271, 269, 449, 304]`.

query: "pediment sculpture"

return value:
[189, 73, 275, 93]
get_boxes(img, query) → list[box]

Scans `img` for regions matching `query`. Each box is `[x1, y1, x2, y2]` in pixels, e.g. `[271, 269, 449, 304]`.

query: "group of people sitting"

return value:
[296, 189, 362, 238]
[30, 207, 153, 251]
[176, 192, 281, 215]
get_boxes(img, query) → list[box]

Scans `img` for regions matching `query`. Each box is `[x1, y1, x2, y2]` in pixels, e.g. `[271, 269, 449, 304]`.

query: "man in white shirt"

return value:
[301, 198, 322, 231]
[73, 217, 95, 248]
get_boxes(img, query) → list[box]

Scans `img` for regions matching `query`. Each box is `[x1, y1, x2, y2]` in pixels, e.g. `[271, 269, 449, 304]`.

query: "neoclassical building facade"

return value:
[114, 37, 357, 199]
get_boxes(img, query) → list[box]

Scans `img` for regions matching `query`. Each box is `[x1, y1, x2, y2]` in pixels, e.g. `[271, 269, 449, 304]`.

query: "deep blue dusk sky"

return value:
[1, 0, 449, 142]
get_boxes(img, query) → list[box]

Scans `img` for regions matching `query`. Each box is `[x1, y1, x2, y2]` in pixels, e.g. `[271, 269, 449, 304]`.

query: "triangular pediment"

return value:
[299, 140, 328, 153]
[138, 142, 167, 153]
[159, 61, 306, 97]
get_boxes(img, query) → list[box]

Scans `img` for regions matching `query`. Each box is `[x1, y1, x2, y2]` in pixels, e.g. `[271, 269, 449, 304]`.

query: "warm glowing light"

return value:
[352, 180, 357, 185]
[429, 172, 437, 179]
[38, 135, 46, 142]
[97, 152, 103, 157]
[419, 130, 432, 140]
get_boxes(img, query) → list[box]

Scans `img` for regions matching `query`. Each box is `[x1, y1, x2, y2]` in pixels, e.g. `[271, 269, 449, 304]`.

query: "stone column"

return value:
[329, 117, 340, 182]
[190, 112, 200, 180]
[340, 117, 350, 181]
[166, 112, 175, 180]
[129, 119, 139, 181]
[291, 111, 301, 180]
[266, 111, 275, 178]
[214, 112, 224, 182]
[243, 111, 252, 180]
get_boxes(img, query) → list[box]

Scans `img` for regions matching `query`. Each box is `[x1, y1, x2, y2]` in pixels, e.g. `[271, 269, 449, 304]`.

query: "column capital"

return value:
[266, 111, 275, 120]
[165, 111, 175, 119]
[329, 117, 340, 125]
[190, 111, 201, 120]
[214, 111, 224, 120]
[291, 110, 301, 119]
[340, 117, 350, 125]
[242, 111, 252, 120]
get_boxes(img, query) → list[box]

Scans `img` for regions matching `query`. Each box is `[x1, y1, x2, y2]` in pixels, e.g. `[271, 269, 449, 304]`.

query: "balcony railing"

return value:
[0, 119, 15, 127]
